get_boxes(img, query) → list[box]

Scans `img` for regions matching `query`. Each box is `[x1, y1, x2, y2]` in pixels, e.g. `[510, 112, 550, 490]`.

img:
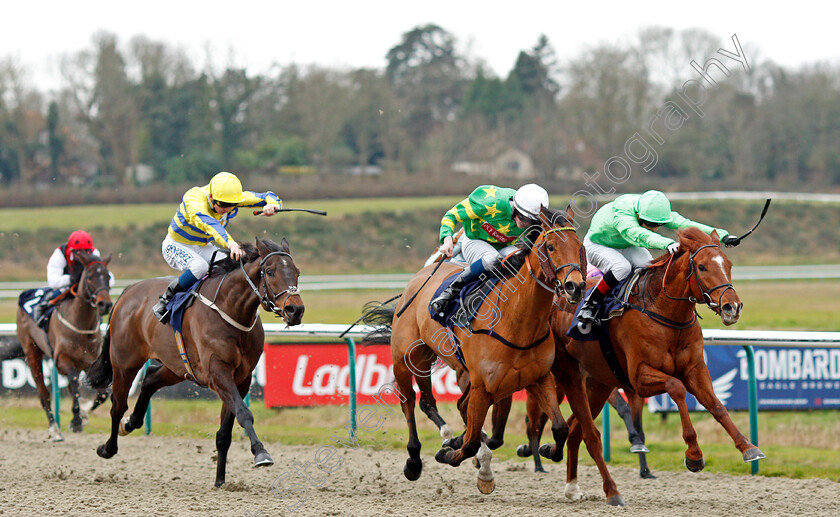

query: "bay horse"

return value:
[365, 206, 586, 494]
[521, 227, 763, 503]
[15, 250, 113, 441]
[87, 238, 304, 487]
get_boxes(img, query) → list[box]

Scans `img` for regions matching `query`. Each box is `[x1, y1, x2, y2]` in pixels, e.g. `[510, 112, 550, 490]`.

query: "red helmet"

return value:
[65, 230, 94, 264]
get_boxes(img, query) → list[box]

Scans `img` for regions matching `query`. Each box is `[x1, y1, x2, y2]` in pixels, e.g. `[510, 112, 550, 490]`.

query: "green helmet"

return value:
[635, 190, 672, 224]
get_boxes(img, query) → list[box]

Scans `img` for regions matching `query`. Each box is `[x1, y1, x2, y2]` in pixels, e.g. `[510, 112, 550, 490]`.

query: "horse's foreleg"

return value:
[516, 393, 549, 473]
[214, 402, 237, 487]
[209, 360, 272, 469]
[683, 364, 765, 463]
[526, 373, 567, 464]
[393, 360, 424, 481]
[62, 364, 83, 433]
[435, 385, 493, 494]
[627, 392, 655, 479]
[486, 395, 511, 450]
[637, 364, 705, 471]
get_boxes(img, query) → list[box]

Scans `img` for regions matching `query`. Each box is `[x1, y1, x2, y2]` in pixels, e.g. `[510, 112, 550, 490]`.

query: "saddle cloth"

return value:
[18, 288, 59, 330]
[429, 272, 501, 329]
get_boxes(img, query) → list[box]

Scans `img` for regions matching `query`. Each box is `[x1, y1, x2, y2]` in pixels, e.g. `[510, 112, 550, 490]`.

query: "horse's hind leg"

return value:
[417, 369, 452, 442]
[97, 363, 142, 459]
[528, 373, 568, 464]
[64, 365, 84, 433]
[120, 362, 181, 436]
[435, 385, 493, 493]
[393, 356, 424, 481]
[208, 358, 272, 469]
[23, 343, 63, 441]
[517, 390, 550, 472]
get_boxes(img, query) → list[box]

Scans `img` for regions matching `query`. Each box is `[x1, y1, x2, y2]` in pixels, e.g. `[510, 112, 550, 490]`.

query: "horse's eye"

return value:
[546, 244, 555, 252]
[266, 269, 275, 277]
[698, 264, 706, 272]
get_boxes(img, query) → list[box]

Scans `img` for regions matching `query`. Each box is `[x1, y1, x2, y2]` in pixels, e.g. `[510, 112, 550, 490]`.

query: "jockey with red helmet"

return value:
[32, 230, 113, 322]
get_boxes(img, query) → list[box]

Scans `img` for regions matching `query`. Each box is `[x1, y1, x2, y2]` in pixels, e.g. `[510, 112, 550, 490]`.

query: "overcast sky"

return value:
[3, 0, 837, 91]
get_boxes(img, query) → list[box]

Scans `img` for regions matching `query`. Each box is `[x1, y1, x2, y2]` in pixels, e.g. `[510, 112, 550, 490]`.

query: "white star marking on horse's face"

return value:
[712, 256, 728, 279]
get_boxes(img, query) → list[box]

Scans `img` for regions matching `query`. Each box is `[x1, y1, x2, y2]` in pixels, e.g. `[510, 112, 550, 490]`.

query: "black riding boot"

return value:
[430, 266, 482, 317]
[577, 271, 619, 324]
[152, 278, 185, 324]
[32, 290, 57, 325]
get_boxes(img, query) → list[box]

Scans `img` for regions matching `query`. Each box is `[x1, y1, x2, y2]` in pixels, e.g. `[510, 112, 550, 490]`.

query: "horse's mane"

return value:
[208, 241, 265, 277]
[647, 227, 714, 269]
[488, 207, 572, 279]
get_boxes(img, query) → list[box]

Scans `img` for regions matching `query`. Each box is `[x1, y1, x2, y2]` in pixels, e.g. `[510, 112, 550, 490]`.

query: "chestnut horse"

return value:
[366, 207, 586, 494]
[87, 238, 304, 487]
[16, 251, 113, 441]
[521, 227, 763, 503]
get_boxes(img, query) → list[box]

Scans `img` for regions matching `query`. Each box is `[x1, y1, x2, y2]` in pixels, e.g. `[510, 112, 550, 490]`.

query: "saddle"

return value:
[165, 276, 209, 333]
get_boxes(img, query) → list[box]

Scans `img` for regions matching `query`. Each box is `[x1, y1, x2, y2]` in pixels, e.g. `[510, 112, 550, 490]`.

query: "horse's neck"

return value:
[643, 258, 696, 319]
[61, 285, 97, 326]
[490, 251, 554, 334]
[207, 266, 262, 322]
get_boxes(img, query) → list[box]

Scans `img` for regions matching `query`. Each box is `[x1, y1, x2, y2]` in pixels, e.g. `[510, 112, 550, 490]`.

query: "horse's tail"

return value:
[0, 336, 24, 361]
[86, 326, 113, 389]
[360, 300, 396, 344]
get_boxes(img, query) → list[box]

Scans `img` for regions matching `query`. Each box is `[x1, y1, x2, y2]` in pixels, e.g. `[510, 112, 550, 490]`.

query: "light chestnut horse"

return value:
[87, 238, 304, 487]
[365, 207, 586, 494]
[16, 250, 113, 441]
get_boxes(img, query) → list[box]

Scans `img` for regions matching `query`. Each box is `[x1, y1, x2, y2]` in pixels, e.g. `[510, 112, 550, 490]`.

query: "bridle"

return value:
[76, 261, 111, 309]
[240, 251, 300, 315]
[662, 244, 735, 311]
[530, 226, 583, 297]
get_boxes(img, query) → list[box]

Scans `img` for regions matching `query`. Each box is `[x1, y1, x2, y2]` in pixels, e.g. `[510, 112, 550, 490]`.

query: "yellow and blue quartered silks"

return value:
[167, 184, 282, 248]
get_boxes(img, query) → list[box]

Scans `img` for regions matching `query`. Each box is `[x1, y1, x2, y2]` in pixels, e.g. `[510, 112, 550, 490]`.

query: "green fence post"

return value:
[602, 403, 611, 462]
[51, 360, 60, 429]
[346, 337, 357, 436]
[743, 345, 759, 475]
[140, 360, 152, 435]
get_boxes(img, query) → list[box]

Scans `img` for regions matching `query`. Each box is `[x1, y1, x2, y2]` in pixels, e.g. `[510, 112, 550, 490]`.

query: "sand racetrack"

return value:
[1, 428, 838, 517]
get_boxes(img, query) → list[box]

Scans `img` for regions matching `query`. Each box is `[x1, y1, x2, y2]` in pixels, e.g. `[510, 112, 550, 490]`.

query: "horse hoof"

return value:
[539, 444, 561, 462]
[607, 495, 626, 507]
[118, 416, 132, 436]
[441, 438, 455, 449]
[630, 444, 649, 453]
[477, 477, 495, 494]
[564, 481, 584, 501]
[70, 421, 83, 433]
[96, 444, 115, 459]
[535, 466, 547, 474]
[685, 456, 705, 472]
[253, 450, 274, 467]
[435, 447, 453, 464]
[214, 479, 225, 488]
[403, 459, 422, 481]
[640, 469, 657, 479]
[516, 444, 532, 457]
[486, 437, 503, 450]
[743, 447, 766, 462]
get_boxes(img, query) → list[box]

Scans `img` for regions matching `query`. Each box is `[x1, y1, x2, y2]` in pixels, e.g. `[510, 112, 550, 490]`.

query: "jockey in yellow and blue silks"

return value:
[152, 171, 282, 323]
[430, 183, 550, 317]
[576, 190, 740, 324]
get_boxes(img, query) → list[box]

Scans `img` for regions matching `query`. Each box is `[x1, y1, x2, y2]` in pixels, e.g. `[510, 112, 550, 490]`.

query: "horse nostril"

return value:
[564, 281, 576, 293]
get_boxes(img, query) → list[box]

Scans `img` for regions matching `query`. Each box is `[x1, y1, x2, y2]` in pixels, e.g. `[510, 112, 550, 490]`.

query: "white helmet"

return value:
[512, 184, 549, 220]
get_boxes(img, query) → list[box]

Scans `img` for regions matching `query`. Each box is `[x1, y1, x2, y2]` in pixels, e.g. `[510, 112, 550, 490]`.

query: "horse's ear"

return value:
[710, 230, 720, 244]
[103, 254, 112, 265]
[255, 238, 269, 256]
[280, 237, 290, 254]
[565, 204, 575, 225]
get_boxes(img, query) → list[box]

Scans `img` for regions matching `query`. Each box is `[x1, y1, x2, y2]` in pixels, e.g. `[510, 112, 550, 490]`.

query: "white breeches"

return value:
[584, 235, 653, 282]
[161, 234, 225, 278]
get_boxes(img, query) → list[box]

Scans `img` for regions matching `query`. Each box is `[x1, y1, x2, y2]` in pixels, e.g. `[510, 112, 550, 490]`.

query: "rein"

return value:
[240, 250, 301, 316]
[53, 260, 109, 335]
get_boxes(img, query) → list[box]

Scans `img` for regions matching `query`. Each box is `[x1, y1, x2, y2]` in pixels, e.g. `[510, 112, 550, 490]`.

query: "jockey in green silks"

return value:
[576, 190, 741, 324]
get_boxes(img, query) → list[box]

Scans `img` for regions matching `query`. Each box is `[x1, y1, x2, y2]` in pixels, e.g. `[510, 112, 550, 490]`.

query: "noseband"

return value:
[240, 251, 300, 315]
[663, 244, 735, 310]
[531, 226, 583, 297]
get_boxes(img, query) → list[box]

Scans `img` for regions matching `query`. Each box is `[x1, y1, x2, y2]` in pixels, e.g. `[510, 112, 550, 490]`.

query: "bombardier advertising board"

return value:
[3, 342, 838, 410]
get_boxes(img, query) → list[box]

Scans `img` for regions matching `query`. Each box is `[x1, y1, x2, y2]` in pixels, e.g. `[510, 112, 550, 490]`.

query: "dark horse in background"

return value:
[16, 250, 113, 442]
[87, 238, 304, 487]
